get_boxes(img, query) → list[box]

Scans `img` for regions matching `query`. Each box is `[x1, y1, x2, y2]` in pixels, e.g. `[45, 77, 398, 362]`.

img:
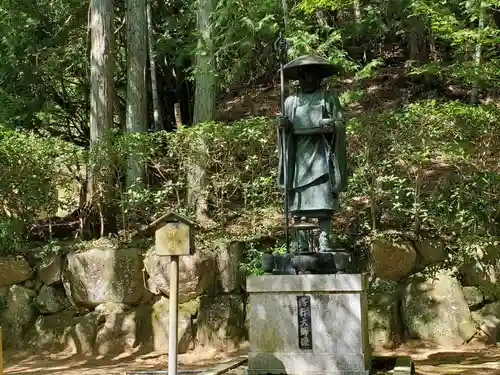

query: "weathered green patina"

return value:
[277, 55, 347, 253]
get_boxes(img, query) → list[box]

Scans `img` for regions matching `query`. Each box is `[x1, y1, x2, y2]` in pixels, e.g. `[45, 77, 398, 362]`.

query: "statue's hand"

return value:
[278, 116, 291, 131]
[319, 119, 335, 133]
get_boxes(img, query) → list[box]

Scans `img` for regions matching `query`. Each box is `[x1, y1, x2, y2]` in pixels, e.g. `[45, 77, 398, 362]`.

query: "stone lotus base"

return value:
[247, 274, 371, 375]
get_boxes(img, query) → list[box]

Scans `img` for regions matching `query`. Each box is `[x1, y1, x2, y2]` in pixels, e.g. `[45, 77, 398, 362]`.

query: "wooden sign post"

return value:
[154, 212, 195, 375]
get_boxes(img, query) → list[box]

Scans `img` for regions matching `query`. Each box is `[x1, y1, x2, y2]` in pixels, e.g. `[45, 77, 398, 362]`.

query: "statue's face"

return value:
[298, 67, 322, 92]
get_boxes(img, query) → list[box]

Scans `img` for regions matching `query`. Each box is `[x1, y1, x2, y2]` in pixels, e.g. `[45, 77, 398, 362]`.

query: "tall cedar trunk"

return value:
[282, 0, 289, 31]
[353, 0, 361, 23]
[89, 0, 117, 235]
[125, 0, 148, 186]
[188, 0, 216, 226]
[471, 3, 485, 104]
[147, 0, 163, 131]
[176, 60, 195, 126]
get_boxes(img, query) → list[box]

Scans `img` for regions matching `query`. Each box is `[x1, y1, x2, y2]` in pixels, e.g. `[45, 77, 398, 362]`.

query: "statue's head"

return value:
[297, 66, 323, 93]
[282, 55, 339, 93]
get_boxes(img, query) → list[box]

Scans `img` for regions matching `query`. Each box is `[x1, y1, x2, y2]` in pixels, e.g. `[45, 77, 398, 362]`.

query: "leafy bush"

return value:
[346, 100, 500, 260]
[113, 117, 279, 225]
[1, 104, 499, 266]
[0, 295, 7, 312]
[0, 217, 23, 254]
[0, 130, 83, 243]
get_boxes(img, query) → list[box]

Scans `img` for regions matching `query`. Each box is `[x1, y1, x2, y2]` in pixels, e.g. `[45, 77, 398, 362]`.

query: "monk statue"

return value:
[277, 55, 348, 268]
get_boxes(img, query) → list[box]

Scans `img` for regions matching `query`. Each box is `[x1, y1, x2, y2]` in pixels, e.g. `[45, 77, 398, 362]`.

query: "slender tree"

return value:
[188, 0, 217, 226]
[88, 0, 117, 235]
[125, 0, 148, 186]
[471, 1, 485, 104]
[147, 0, 164, 131]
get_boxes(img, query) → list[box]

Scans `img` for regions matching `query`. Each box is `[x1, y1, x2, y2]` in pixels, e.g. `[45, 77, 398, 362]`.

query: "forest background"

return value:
[0, 0, 499, 275]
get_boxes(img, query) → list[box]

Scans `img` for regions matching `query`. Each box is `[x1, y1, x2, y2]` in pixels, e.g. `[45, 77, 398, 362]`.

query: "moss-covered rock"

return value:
[152, 296, 199, 353]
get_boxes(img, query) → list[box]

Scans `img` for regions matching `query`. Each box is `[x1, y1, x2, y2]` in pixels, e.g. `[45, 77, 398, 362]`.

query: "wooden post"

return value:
[153, 212, 195, 375]
[168, 255, 179, 375]
[0, 326, 3, 375]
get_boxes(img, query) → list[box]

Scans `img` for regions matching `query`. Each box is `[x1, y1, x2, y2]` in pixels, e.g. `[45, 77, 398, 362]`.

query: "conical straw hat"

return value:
[282, 55, 339, 80]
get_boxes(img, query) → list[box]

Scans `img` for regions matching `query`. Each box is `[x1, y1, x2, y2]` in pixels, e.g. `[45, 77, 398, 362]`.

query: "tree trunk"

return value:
[147, 0, 163, 131]
[353, 0, 361, 23]
[471, 3, 485, 104]
[282, 0, 289, 31]
[125, 0, 148, 186]
[188, 0, 216, 226]
[192, 0, 216, 125]
[176, 60, 195, 126]
[88, 0, 117, 236]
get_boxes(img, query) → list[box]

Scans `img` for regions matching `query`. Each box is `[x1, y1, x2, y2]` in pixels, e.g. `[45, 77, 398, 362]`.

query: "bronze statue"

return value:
[276, 55, 349, 272]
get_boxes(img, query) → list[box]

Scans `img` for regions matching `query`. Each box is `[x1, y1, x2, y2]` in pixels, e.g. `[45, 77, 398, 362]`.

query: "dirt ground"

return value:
[4, 342, 500, 375]
[3, 345, 249, 375]
[375, 343, 500, 375]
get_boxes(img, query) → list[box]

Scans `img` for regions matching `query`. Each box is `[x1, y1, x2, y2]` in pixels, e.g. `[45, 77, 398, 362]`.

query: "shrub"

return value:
[1, 104, 499, 267]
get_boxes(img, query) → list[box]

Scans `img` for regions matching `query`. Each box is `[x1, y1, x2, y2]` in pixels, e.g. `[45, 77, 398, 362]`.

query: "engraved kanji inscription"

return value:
[297, 295, 313, 350]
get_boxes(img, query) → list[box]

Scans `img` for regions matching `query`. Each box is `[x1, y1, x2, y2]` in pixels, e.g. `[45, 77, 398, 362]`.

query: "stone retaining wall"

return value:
[0, 237, 499, 356]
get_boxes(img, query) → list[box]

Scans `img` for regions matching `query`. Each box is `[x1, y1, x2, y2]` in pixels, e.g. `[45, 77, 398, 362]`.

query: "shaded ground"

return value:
[5, 343, 500, 375]
[376, 343, 500, 375]
[4, 345, 249, 375]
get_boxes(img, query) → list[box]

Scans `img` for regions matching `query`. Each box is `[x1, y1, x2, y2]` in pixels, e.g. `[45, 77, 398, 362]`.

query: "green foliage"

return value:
[1, 99, 499, 266]
[213, 0, 280, 85]
[113, 117, 279, 225]
[0, 217, 23, 254]
[240, 241, 286, 276]
[346, 100, 500, 249]
[1, 0, 500, 272]
[0, 0, 89, 144]
[240, 241, 266, 276]
[0, 295, 7, 312]
[0, 130, 82, 221]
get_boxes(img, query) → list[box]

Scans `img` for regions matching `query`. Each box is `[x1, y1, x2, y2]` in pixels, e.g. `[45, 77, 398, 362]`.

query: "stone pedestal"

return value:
[247, 274, 371, 375]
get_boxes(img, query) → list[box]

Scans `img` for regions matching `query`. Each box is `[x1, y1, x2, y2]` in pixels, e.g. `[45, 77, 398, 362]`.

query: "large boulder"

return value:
[413, 239, 446, 266]
[471, 301, 500, 344]
[152, 297, 199, 353]
[26, 304, 152, 356]
[462, 286, 484, 310]
[368, 279, 402, 348]
[1, 285, 37, 348]
[62, 248, 148, 308]
[26, 310, 77, 350]
[215, 241, 245, 293]
[0, 255, 34, 286]
[144, 248, 215, 303]
[64, 311, 102, 356]
[36, 253, 63, 285]
[460, 245, 500, 301]
[196, 295, 246, 351]
[402, 270, 476, 347]
[94, 302, 153, 356]
[371, 239, 416, 281]
[36, 285, 71, 314]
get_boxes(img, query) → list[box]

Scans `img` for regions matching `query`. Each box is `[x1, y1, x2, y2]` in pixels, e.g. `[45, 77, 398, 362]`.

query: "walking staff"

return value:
[274, 31, 291, 252]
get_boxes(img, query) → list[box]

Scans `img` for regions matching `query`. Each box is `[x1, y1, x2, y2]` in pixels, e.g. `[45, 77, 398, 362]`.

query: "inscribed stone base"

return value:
[247, 274, 371, 375]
